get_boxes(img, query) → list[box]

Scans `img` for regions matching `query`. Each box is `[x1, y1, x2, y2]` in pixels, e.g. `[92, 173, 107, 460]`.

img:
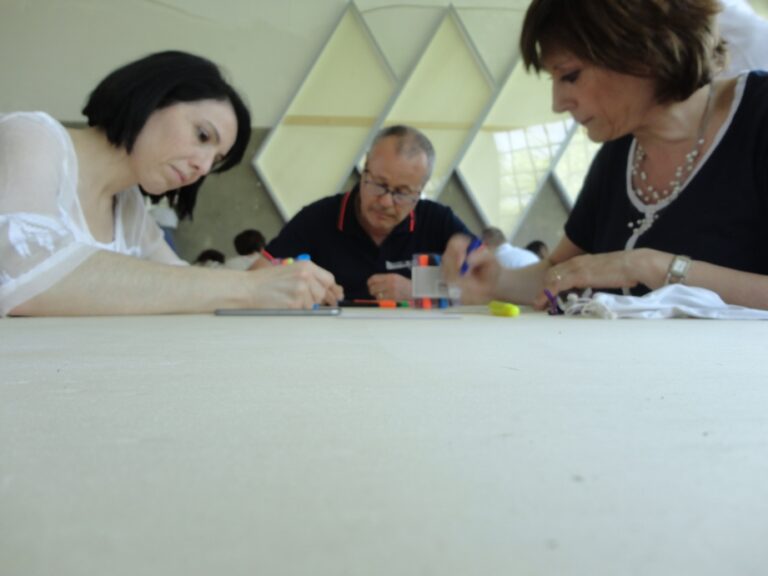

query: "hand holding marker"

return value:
[458, 237, 520, 317]
[444, 238, 479, 304]
[260, 251, 328, 309]
[260, 249, 311, 266]
[460, 237, 483, 275]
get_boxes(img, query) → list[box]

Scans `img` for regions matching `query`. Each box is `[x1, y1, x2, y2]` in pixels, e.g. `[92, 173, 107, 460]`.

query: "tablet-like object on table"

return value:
[214, 307, 341, 316]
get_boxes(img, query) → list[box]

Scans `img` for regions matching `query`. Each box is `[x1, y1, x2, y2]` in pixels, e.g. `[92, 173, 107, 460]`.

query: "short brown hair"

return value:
[520, 0, 726, 103]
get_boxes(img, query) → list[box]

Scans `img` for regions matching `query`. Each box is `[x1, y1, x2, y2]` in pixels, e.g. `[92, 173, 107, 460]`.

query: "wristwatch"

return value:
[665, 255, 691, 285]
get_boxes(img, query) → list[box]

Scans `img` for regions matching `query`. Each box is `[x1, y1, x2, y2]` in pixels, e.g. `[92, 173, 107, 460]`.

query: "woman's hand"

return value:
[441, 234, 499, 304]
[533, 248, 668, 309]
[246, 261, 343, 308]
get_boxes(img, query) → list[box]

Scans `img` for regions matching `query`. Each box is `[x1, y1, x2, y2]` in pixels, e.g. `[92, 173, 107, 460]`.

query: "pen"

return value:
[543, 289, 562, 315]
[261, 248, 276, 262]
[460, 238, 483, 275]
[261, 248, 277, 264]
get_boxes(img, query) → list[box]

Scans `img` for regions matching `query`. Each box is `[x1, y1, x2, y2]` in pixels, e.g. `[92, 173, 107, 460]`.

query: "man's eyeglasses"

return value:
[362, 170, 421, 207]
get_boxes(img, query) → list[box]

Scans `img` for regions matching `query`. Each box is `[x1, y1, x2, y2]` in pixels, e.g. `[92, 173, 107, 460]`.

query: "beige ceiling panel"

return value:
[458, 59, 571, 233]
[380, 9, 494, 199]
[253, 3, 396, 220]
[454, 6, 524, 83]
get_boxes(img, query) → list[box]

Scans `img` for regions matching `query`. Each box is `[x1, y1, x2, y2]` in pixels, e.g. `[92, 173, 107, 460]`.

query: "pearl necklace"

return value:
[628, 83, 715, 231]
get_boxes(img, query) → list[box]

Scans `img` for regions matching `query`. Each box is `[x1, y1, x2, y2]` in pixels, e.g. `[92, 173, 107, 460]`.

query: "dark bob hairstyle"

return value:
[520, 0, 726, 104]
[82, 50, 251, 219]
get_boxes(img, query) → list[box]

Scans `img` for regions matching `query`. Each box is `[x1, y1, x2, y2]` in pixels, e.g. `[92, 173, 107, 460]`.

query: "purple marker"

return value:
[543, 289, 561, 315]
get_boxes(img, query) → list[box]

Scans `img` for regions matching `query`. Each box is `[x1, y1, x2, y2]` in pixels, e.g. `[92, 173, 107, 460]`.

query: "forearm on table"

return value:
[559, 247, 768, 310]
[12, 251, 251, 316]
[667, 257, 768, 310]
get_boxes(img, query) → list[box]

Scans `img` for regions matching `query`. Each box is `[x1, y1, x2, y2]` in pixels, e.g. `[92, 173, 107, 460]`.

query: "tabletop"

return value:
[2, 308, 768, 576]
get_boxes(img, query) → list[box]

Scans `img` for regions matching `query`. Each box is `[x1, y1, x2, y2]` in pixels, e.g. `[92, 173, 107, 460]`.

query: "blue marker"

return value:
[460, 238, 483, 275]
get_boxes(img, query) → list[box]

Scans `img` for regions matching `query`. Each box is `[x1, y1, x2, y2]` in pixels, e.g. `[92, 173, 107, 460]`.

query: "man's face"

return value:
[357, 137, 429, 241]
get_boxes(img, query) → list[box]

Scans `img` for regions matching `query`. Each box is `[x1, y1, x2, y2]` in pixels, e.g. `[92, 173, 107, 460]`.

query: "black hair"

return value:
[194, 248, 226, 265]
[83, 50, 251, 220]
[525, 240, 549, 259]
[233, 229, 266, 255]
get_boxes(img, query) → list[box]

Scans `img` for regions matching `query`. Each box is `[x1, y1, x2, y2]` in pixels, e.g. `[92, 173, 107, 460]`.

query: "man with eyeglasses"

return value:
[263, 125, 475, 301]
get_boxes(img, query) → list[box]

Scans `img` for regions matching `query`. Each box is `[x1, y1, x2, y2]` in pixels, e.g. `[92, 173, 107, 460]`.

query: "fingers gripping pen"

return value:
[460, 238, 483, 275]
[448, 238, 482, 305]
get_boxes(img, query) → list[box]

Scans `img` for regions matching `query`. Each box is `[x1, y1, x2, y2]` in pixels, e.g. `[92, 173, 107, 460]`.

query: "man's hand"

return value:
[367, 273, 412, 300]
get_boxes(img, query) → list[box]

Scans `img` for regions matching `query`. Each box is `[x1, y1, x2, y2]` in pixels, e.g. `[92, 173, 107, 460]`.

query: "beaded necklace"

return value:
[627, 82, 715, 232]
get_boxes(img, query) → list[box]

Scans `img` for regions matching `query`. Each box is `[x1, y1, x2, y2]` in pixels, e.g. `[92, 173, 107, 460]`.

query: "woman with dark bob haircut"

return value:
[83, 50, 253, 221]
[0, 51, 342, 316]
[444, 0, 768, 311]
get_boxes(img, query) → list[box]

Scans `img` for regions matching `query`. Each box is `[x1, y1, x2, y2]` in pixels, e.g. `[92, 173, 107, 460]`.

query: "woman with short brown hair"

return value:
[445, 0, 768, 311]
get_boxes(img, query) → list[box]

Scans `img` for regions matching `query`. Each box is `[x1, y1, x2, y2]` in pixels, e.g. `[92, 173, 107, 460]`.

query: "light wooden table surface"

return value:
[2, 308, 768, 576]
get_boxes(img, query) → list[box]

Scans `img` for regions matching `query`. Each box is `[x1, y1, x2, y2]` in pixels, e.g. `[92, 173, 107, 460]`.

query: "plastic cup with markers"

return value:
[411, 252, 451, 308]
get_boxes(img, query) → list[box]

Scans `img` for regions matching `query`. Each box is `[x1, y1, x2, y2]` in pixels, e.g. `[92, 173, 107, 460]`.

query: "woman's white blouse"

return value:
[0, 112, 186, 316]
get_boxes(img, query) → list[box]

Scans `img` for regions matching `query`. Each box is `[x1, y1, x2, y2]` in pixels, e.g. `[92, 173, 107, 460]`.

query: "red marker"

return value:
[261, 249, 277, 264]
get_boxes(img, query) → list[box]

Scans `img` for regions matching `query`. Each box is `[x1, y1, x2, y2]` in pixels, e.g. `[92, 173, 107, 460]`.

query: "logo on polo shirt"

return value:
[385, 260, 411, 271]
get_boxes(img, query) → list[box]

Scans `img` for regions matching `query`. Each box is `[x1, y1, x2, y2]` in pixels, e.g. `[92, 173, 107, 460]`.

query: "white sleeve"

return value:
[115, 188, 188, 266]
[0, 113, 98, 316]
[141, 217, 188, 266]
[495, 244, 540, 269]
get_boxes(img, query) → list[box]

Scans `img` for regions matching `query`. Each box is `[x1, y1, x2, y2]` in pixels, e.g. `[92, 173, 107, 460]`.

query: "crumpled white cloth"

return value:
[560, 285, 768, 320]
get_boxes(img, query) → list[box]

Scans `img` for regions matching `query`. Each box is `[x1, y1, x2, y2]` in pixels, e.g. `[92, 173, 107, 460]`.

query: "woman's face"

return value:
[541, 47, 658, 143]
[130, 99, 238, 194]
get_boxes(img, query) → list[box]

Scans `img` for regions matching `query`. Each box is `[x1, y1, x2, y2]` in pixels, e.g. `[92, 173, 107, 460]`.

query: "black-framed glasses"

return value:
[361, 170, 421, 207]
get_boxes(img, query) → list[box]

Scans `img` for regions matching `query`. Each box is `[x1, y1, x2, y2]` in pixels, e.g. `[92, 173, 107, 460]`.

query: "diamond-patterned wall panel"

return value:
[254, 1, 591, 238]
[253, 4, 396, 219]
[379, 8, 494, 199]
[457, 58, 571, 234]
[453, 5, 523, 83]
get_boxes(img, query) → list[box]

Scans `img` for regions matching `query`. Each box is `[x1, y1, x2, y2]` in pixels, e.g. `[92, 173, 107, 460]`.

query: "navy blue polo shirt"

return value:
[265, 186, 474, 299]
